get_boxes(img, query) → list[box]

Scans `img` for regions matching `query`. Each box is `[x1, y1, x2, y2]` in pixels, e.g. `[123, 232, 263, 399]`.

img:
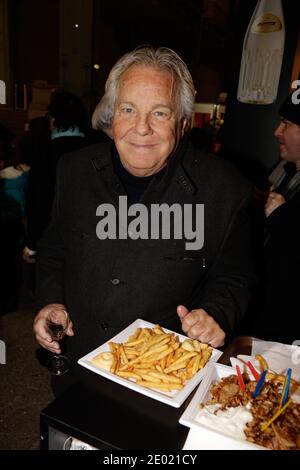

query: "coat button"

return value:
[111, 278, 120, 286]
[101, 322, 109, 331]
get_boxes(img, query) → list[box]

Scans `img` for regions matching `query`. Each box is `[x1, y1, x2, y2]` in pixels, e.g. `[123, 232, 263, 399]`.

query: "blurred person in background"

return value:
[0, 124, 27, 313]
[19, 115, 51, 169]
[0, 124, 30, 216]
[265, 92, 300, 217]
[23, 91, 89, 263]
[240, 91, 300, 343]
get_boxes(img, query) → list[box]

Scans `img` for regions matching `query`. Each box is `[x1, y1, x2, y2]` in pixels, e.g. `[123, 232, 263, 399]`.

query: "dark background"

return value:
[6, 0, 300, 170]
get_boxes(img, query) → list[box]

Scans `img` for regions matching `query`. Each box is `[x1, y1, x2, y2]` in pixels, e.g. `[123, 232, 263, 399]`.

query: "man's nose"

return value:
[274, 122, 284, 139]
[134, 113, 152, 135]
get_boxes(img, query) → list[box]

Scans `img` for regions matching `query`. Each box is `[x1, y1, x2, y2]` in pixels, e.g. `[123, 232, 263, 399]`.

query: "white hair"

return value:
[92, 46, 195, 131]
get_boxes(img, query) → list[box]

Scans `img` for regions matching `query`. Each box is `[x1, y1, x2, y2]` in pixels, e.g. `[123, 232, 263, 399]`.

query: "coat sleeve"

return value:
[35, 161, 65, 310]
[192, 186, 257, 334]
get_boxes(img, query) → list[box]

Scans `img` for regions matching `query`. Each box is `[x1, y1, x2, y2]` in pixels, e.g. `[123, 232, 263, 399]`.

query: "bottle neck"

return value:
[255, 0, 283, 17]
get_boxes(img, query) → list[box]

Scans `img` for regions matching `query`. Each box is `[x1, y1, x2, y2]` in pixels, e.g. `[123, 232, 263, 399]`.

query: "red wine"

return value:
[48, 322, 65, 341]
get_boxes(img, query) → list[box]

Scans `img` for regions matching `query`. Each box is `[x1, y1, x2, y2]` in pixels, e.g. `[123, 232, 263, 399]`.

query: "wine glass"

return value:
[46, 308, 70, 376]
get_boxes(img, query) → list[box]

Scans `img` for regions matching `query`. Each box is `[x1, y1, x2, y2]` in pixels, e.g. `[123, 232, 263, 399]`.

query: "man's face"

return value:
[112, 65, 186, 177]
[274, 118, 300, 168]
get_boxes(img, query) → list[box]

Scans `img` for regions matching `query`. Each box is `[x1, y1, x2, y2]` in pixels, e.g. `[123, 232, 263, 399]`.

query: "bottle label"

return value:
[251, 13, 282, 33]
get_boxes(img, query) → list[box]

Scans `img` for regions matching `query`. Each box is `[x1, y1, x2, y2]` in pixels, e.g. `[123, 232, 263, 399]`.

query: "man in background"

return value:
[245, 91, 300, 343]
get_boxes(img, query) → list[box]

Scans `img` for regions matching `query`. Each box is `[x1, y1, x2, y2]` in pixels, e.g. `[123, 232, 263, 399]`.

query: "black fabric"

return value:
[246, 191, 300, 344]
[279, 92, 300, 126]
[36, 141, 256, 367]
[0, 192, 22, 313]
[111, 145, 165, 204]
[276, 162, 298, 196]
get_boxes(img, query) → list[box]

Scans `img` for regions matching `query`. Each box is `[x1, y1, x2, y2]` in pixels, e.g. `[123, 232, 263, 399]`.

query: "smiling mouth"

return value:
[129, 142, 157, 148]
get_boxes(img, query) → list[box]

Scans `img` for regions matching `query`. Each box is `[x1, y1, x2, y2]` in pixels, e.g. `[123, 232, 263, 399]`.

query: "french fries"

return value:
[255, 354, 300, 390]
[92, 325, 213, 392]
[255, 354, 268, 372]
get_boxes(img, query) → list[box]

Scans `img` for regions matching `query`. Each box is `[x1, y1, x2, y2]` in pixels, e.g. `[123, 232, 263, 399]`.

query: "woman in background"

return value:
[23, 91, 89, 262]
[0, 124, 28, 313]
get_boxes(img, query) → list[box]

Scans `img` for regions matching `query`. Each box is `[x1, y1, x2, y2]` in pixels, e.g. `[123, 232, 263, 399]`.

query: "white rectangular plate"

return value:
[179, 362, 266, 449]
[78, 318, 222, 408]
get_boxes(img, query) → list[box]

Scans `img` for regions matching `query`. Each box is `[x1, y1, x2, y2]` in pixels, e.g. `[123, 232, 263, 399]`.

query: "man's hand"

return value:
[177, 305, 225, 348]
[264, 191, 285, 217]
[33, 303, 74, 354]
[22, 246, 36, 264]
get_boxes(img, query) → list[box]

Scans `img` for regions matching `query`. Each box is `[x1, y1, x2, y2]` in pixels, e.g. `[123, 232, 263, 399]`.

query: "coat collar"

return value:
[91, 137, 197, 195]
[155, 135, 197, 195]
[91, 142, 113, 172]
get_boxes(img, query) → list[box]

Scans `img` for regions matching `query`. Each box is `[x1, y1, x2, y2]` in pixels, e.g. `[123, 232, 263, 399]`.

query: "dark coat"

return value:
[36, 140, 255, 363]
[255, 191, 300, 343]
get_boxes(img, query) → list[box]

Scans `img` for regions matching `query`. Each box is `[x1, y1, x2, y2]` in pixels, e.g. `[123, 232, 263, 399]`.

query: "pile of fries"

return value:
[92, 325, 213, 392]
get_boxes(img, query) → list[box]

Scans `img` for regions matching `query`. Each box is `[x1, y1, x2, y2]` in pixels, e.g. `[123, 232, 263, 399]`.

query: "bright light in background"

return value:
[0, 80, 6, 104]
[0, 339, 6, 364]
[93, 64, 100, 70]
[74, 23, 79, 28]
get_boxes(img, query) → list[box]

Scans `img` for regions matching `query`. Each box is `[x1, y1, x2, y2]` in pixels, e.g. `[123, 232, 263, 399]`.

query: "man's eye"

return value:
[153, 110, 168, 119]
[121, 107, 133, 114]
[281, 118, 291, 127]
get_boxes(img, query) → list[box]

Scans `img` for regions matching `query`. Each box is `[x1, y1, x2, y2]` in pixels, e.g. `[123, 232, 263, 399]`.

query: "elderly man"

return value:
[34, 47, 254, 385]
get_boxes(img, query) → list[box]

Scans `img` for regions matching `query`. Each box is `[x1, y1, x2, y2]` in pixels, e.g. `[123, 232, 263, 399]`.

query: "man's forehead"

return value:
[120, 64, 173, 86]
[117, 65, 175, 104]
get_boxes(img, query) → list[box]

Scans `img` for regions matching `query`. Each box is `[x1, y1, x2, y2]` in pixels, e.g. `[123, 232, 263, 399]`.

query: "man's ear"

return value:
[181, 119, 188, 136]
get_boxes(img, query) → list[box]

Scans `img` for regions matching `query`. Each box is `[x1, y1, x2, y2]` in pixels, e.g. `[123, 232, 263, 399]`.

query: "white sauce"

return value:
[195, 403, 253, 440]
[292, 390, 300, 404]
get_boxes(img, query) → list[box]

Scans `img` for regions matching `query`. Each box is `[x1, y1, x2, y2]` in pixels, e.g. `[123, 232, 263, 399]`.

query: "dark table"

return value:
[40, 336, 254, 450]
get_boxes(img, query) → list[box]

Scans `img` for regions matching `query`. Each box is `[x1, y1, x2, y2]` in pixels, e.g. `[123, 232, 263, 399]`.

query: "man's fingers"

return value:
[177, 305, 189, 320]
[36, 332, 61, 353]
[208, 330, 225, 348]
[66, 321, 74, 336]
[33, 304, 74, 353]
[264, 192, 285, 217]
[41, 341, 61, 354]
[189, 328, 224, 348]
[188, 324, 211, 342]
[210, 336, 225, 348]
[180, 312, 200, 336]
[34, 318, 51, 342]
[179, 308, 226, 347]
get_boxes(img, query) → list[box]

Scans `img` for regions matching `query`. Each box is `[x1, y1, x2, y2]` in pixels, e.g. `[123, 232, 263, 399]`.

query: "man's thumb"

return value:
[177, 305, 189, 321]
[66, 322, 74, 336]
